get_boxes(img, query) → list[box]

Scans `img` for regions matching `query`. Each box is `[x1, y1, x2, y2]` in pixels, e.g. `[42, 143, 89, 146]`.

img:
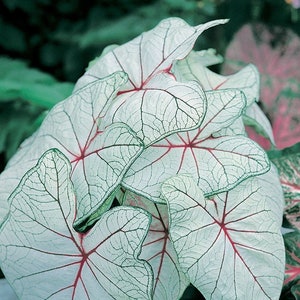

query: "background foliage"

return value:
[1, 0, 300, 298]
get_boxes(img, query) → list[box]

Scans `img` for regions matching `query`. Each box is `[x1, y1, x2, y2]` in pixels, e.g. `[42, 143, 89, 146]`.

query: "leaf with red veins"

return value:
[74, 18, 228, 92]
[123, 89, 269, 202]
[122, 191, 189, 300]
[72, 122, 144, 231]
[270, 143, 300, 230]
[0, 72, 144, 230]
[0, 149, 153, 300]
[101, 73, 206, 146]
[174, 51, 259, 106]
[74, 18, 227, 147]
[161, 170, 285, 300]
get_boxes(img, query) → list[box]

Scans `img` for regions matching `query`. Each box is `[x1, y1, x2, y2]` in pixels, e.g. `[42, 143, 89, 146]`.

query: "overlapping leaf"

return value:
[123, 89, 270, 202]
[174, 52, 260, 106]
[0, 149, 153, 299]
[122, 191, 189, 300]
[0, 72, 144, 230]
[161, 168, 285, 299]
[100, 73, 206, 146]
[270, 142, 300, 230]
[72, 18, 230, 147]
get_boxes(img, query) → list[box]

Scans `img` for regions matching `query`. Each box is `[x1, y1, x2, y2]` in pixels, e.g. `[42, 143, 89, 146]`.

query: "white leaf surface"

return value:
[0, 279, 17, 300]
[0, 149, 153, 300]
[176, 49, 223, 68]
[74, 18, 228, 91]
[0, 72, 144, 230]
[174, 58, 260, 106]
[162, 170, 285, 299]
[72, 18, 229, 147]
[101, 73, 206, 145]
[122, 191, 189, 300]
[123, 89, 269, 202]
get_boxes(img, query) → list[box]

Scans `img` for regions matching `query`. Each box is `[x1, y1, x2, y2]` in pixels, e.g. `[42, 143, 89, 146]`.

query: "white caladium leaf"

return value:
[161, 169, 285, 299]
[122, 191, 189, 300]
[181, 49, 223, 68]
[74, 18, 228, 92]
[72, 18, 230, 147]
[174, 56, 260, 106]
[212, 117, 246, 137]
[0, 72, 144, 230]
[0, 149, 153, 300]
[101, 73, 207, 146]
[123, 89, 269, 202]
[243, 102, 275, 147]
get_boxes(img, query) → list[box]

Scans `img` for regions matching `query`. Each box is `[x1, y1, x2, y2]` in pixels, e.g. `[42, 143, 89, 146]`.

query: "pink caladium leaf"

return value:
[223, 23, 300, 149]
[0, 149, 153, 299]
[161, 167, 285, 299]
[269, 142, 300, 230]
[122, 191, 189, 300]
[271, 81, 300, 149]
[282, 231, 300, 300]
[0, 72, 144, 231]
[123, 89, 270, 202]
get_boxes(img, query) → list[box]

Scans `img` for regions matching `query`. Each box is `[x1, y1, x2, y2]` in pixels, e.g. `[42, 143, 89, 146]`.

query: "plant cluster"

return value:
[0, 17, 290, 299]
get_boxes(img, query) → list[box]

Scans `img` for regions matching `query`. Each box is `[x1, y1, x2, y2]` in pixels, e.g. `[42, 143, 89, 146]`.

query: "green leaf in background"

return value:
[0, 57, 74, 163]
[269, 142, 300, 230]
[0, 57, 74, 108]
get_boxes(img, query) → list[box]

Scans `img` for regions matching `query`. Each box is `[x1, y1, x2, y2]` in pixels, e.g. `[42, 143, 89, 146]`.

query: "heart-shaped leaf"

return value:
[269, 142, 300, 230]
[161, 168, 285, 299]
[0, 149, 153, 299]
[74, 18, 228, 92]
[0, 72, 144, 230]
[123, 89, 269, 202]
[122, 191, 189, 300]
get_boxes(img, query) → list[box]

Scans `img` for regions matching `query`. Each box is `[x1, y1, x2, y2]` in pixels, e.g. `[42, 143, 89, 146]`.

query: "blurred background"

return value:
[1, 0, 300, 298]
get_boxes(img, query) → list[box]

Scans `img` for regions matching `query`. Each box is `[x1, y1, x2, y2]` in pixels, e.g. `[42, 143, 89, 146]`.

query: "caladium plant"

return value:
[0, 17, 286, 299]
